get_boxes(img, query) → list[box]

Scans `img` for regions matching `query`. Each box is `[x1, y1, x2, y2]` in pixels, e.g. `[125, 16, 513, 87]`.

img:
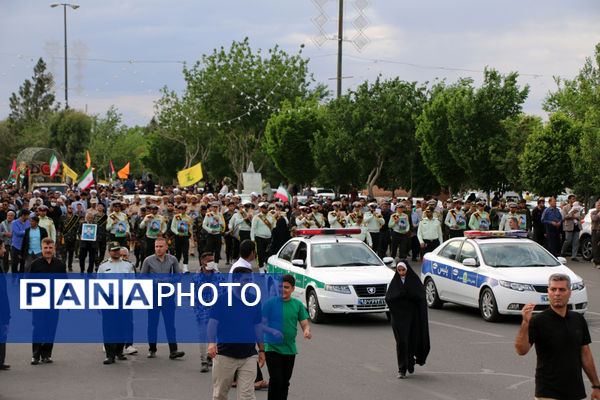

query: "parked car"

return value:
[580, 210, 593, 261]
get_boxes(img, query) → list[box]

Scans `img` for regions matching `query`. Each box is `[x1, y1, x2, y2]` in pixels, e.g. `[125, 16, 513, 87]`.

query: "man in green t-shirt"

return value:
[263, 274, 312, 400]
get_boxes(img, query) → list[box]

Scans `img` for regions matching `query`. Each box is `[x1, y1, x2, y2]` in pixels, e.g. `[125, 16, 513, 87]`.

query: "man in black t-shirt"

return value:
[515, 273, 600, 399]
[207, 270, 265, 400]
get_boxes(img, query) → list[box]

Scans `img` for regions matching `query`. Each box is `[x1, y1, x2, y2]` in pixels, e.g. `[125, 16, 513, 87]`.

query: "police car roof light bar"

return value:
[464, 230, 528, 239]
[296, 228, 362, 236]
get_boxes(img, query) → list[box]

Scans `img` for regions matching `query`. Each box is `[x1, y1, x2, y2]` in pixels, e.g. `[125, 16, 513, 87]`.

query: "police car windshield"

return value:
[311, 243, 382, 268]
[479, 242, 560, 268]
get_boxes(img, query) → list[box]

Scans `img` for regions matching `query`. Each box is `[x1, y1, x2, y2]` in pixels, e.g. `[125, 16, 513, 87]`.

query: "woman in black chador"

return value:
[385, 260, 430, 379]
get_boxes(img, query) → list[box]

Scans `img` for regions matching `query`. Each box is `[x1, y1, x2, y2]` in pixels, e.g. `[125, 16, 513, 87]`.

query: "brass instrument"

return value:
[337, 211, 347, 227]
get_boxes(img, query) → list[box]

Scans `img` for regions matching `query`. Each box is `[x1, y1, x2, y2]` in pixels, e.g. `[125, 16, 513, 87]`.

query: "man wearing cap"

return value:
[22, 215, 49, 273]
[202, 202, 225, 263]
[346, 202, 364, 227]
[417, 206, 443, 255]
[351, 214, 372, 247]
[107, 200, 130, 247]
[234, 201, 254, 243]
[98, 242, 135, 365]
[517, 198, 532, 232]
[309, 204, 325, 229]
[252, 202, 275, 273]
[140, 205, 168, 259]
[171, 204, 193, 272]
[499, 202, 520, 231]
[222, 202, 238, 265]
[469, 200, 491, 231]
[378, 201, 393, 258]
[58, 204, 80, 271]
[328, 201, 346, 228]
[295, 205, 315, 229]
[490, 198, 507, 230]
[389, 203, 412, 259]
[445, 199, 467, 238]
[364, 202, 385, 253]
[37, 205, 56, 242]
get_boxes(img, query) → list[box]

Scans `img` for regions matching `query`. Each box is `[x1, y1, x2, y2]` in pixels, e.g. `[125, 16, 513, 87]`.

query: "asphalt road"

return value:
[2, 257, 600, 400]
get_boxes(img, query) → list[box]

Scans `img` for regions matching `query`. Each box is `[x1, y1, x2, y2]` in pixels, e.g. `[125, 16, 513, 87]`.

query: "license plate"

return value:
[541, 295, 549, 302]
[358, 298, 386, 306]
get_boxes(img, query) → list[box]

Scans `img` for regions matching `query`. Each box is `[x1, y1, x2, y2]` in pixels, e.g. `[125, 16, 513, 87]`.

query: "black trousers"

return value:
[79, 242, 97, 273]
[546, 226, 561, 256]
[10, 246, 24, 273]
[266, 352, 296, 400]
[147, 301, 178, 353]
[592, 231, 600, 265]
[411, 236, 421, 260]
[224, 234, 236, 262]
[206, 234, 222, 263]
[103, 308, 133, 358]
[32, 310, 59, 360]
[174, 236, 190, 265]
[378, 231, 390, 258]
[239, 230, 251, 243]
[60, 238, 77, 270]
[370, 232, 380, 254]
[391, 232, 410, 259]
[423, 239, 440, 255]
[255, 237, 270, 269]
[0, 343, 5, 364]
[1, 248, 9, 272]
[448, 229, 464, 238]
[145, 237, 156, 259]
[96, 239, 107, 266]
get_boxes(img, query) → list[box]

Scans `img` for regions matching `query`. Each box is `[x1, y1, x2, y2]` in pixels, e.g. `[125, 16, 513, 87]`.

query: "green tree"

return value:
[416, 81, 469, 194]
[140, 119, 186, 183]
[265, 100, 320, 184]
[112, 126, 146, 179]
[570, 109, 600, 202]
[520, 112, 580, 196]
[182, 38, 325, 189]
[544, 43, 600, 121]
[48, 109, 92, 168]
[8, 58, 58, 133]
[88, 106, 126, 179]
[447, 68, 529, 191]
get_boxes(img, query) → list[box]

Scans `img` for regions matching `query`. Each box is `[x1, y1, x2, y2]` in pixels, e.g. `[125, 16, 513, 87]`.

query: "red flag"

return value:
[109, 160, 116, 181]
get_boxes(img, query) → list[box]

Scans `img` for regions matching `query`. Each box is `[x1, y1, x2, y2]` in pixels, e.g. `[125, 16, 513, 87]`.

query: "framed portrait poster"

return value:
[81, 223, 97, 241]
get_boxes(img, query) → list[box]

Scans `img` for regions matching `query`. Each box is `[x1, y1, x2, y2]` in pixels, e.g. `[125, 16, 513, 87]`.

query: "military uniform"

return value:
[489, 202, 507, 230]
[445, 206, 467, 238]
[59, 213, 80, 271]
[388, 208, 411, 259]
[417, 212, 443, 254]
[364, 204, 384, 255]
[468, 207, 491, 231]
[251, 206, 275, 271]
[94, 213, 109, 267]
[202, 207, 225, 263]
[170, 209, 193, 272]
[106, 211, 130, 246]
[140, 209, 168, 258]
[499, 210, 519, 231]
[327, 207, 347, 229]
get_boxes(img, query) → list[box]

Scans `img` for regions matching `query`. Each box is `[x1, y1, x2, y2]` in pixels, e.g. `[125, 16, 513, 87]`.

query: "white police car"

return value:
[266, 229, 395, 323]
[421, 231, 588, 322]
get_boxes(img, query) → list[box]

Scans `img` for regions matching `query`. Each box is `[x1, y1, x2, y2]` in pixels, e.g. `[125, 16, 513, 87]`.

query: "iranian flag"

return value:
[6, 159, 16, 184]
[109, 160, 116, 181]
[76, 167, 94, 190]
[49, 154, 59, 178]
[274, 184, 291, 202]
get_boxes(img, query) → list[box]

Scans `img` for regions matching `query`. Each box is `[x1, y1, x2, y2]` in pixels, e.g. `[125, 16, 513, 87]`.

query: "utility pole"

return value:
[336, 0, 343, 98]
[51, 3, 80, 109]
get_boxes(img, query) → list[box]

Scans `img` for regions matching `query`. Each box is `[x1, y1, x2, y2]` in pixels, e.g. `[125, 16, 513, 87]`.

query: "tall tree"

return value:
[416, 81, 469, 194]
[569, 108, 600, 203]
[544, 43, 600, 121]
[447, 68, 529, 191]
[48, 109, 92, 168]
[182, 38, 324, 190]
[265, 100, 320, 185]
[8, 58, 58, 133]
[520, 112, 580, 196]
[140, 119, 186, 183]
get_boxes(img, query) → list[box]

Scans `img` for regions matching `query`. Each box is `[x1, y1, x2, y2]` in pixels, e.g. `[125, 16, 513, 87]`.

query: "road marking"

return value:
[430, 320, 504, 338]
[420, 369, 534, 390]
[586, 311, 600, 317]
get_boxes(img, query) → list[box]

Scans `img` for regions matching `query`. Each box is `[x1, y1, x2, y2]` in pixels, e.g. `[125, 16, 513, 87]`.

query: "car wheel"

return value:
[425, 278, 443, 309]
[479, 288, 500, 322]
[307, 290, 325, 324]
[580, 235, 592, 261]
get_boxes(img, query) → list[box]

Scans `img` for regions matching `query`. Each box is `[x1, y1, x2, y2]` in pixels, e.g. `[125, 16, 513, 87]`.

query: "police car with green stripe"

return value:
[266, 228, 395, 323]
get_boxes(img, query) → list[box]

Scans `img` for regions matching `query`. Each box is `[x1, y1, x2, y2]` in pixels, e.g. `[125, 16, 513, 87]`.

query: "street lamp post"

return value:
[50, 3, 79, 109]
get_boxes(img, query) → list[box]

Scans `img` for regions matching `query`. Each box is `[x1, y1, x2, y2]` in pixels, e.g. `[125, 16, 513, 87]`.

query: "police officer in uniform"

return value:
[58, 204, 79, 271]
[499, 202, 520, 231]
[98, 242, 135, 365]
[295, 205, 315, 229]
[106, 200, 130, 247]
[469, 200, 491, 231]
[251, 202, 275, 272]
[445, 199, 467, 238]
[517, 198, 532, 232]
[346, 201, 364, 227]
[193, 205, 209, 256]
[388, 203, 412, 259]
[132, 207, 147, 270]
[328, 201, 346, 229]
[365, 202, 384, 254]
[309, 204, 326, 228]
[140, 204, 168, 258]
[417, 206, 443, 254]
[378, 201, 392, 258]
[170, 204, 193, 273]
[490, 198, 507, 230]
[202, 202, 225, 263]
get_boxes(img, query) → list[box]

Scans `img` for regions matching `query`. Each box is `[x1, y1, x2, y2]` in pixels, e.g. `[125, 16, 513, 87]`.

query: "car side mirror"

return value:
[557, 257, 567, 265]
[462, 258, 478, 267]
[292, 259, 306, 268]
[382, 257, 394, 266]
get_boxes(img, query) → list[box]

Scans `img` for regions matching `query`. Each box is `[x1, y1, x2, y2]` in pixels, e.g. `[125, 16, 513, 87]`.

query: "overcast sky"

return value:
[1, 0, 598, 127]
